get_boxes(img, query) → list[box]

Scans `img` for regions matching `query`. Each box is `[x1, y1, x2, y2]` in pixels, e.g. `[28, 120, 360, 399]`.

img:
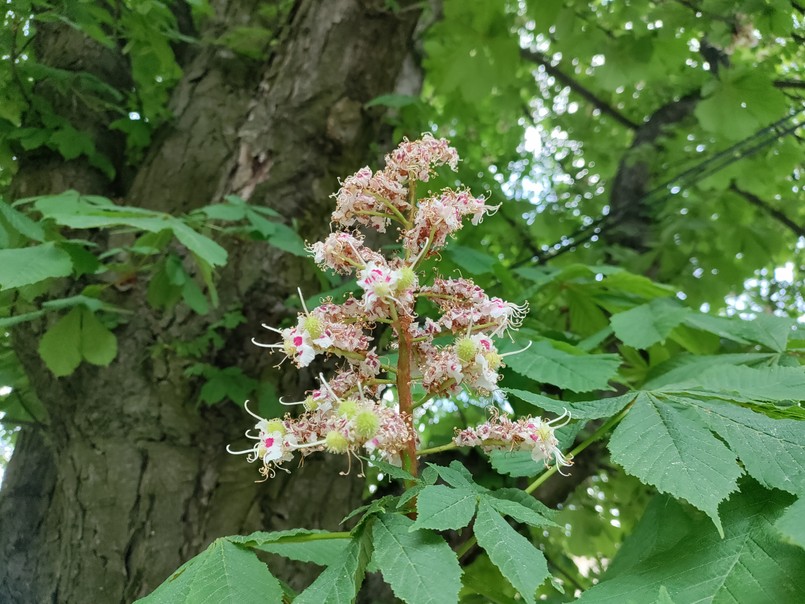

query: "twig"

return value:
[520, 48, 640, 131]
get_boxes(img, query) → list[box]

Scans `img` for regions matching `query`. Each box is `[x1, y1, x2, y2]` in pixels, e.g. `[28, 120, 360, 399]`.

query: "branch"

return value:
[731, 185, 805, 239]
[774, 80, 805, 90]
[520, 48, 640, 131]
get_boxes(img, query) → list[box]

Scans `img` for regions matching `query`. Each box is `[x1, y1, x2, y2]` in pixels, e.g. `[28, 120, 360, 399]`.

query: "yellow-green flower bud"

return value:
[338, 399, 360, 418]
[396, 267, 417, 291]
[302, 315, 324, 339]
[354, 409, 380, 439]
[303, 396, 319, 411]
[325, 430, 350, 453]
[455, 337, 478, 364]
[265, 420, 285, 435]
[485, 351, 503, 370]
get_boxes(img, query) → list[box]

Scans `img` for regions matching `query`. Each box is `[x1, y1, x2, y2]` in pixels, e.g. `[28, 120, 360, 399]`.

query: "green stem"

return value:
[416, 442, 459, 456]
[371, 194, 411, 228]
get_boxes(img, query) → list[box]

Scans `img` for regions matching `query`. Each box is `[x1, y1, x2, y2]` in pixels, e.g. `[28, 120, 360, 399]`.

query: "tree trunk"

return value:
[0, 1, 422, 602]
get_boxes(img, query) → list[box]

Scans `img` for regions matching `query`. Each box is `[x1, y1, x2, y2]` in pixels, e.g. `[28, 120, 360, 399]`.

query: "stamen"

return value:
[227, 445, 256, 455]
[279, 397, 305, 406]
[251, 338, 283, 349]
[346, 240, 366, 264]
[293, 439, 327, 449]
[298, 287, 310, 315]
[318, 373, 342, 403]
[261, 323, 284, 334]
[243, 400, 264, 421]
[411, 236, 431, 267]
[547, 408, 571, 428]
[339, 452, 353, 476]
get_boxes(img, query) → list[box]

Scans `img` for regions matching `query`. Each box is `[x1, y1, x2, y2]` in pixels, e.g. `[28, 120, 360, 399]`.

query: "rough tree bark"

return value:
[0, 1, 422, 601]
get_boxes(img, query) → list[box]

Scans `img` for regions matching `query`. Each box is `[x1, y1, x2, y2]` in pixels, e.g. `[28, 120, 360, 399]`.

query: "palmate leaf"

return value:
[608, 393, 741, 535]
[665, 365, 805, 403]
[610, 298, 690, 349]
[371, 513, 462, 604]
[775, 498, 805, 549]
[411, 485, 478, 531]
[504, 341, 620, 393]
[642, 352, 775, 389]
[294, 532, 372, 604]
[229, 529, 350, 566]
[0, 243, 73, 290]
[38, 306, 118, 376]
[683, 397, 805, 496]
[473, 499, 550, 604]
[505, 388, 635, 420]
[576, 481, 805, 603]
[137, 539, 283, 604]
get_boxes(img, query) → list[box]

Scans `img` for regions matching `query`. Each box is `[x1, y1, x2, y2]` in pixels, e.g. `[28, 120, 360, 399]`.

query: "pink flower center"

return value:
[264, 437, 275, 448]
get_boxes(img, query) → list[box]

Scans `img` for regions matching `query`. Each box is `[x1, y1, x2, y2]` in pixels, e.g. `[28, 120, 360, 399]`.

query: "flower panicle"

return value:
[454, 408, 574, 474]
[229, 134, 550, 481]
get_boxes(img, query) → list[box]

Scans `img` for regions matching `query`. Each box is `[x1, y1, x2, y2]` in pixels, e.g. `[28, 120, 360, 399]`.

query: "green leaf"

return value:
[695, 69, 788, 140]
[230, 529, 350, 566]
[686, 398, 805, 496]
[775, 498, 805, 549]
[576, 481, 805, 603]
[610, 299, 690, 349]
[0, 200, 45, 241]
[266, 223, 308, 257]
[665, 365, 805, 403]
[0, 243, 73, 290]
[172, 223, 228, 267]
[482, 493, 556, 528]
[37, 307, 118, 376]
[182, 279, 210, 315]
[505, 388, 635, 420]
[78, 307, 117, 366]
[485, 488, 556, 522]
[294, 533, 372, 604]
[643, 353, 775, 389]
[447, 245, 498, 275]
[411, 485, 477, 531]
[136, 539, 283, 604]
[368, 457, 418, 482]
[371, 513, 462, 604]
[488, 450, 541, 478]
[38, 307, 83, 377]
[474, 499, 550, 604]
[608, 393, 742, 534]
[50, 126, 95, 160]
[428, 461, 486, 492]
[504, 341, 620, 393]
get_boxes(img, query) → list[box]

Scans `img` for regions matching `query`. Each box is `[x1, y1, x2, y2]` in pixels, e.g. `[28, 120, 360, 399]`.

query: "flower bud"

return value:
[302, 315, 324, 339]
[455, 337, 478, 364]
[396, 266, 417, 291]
[338, 399, 360, 418]
[264, 420, 285, 435]
[325, 430, 350, 453]
[484, 350, 503, 370]
[354, 409, 380, 439]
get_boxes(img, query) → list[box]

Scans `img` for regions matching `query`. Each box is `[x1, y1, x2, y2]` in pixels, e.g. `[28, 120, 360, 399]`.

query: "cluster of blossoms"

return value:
[454, 408, 574, 474]
[227, 382, 412, 480]
[230, 134, 571, 480]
